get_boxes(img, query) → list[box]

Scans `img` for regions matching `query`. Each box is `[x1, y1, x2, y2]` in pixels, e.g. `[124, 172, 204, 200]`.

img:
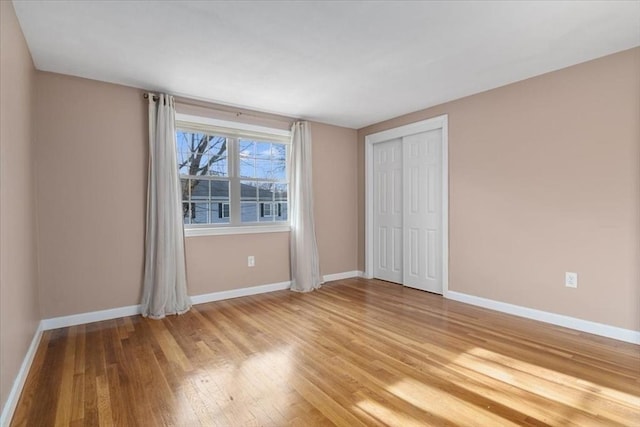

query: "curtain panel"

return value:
[289, 121, 323, 292]
[141, 94, 191, 318]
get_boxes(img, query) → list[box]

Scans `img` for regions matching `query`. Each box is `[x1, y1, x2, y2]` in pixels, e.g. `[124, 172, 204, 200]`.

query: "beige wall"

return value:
[358, 47, 640, 331]
[0, 0, 41, 411]
[35, 73, 148, 318]
[186, 233, 290, 294]
[311, 122, 359, 277]
[35, 73, 359, 318]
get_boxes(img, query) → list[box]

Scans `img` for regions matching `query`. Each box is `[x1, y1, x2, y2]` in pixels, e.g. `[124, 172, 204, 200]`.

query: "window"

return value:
[218, 203, 230, 219]
[176, 114, 290, 236]
[261, 202, 273, 218]
[260, 202, 286, 219]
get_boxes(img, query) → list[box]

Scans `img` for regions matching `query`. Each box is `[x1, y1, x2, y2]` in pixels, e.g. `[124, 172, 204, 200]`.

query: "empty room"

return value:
[1, 1, 639, 426]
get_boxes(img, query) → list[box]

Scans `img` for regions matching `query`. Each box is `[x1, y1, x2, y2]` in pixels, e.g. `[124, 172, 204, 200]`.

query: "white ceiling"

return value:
[13, 1, 640, 129]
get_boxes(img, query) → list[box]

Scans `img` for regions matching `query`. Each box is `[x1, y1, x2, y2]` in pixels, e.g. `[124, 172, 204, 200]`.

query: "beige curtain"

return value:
[141, 94, 191, 318]
[289, 121, 323, 292]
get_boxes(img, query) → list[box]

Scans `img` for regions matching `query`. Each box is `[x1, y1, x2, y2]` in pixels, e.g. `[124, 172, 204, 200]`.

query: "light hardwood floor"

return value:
[11, 278, 640, 426]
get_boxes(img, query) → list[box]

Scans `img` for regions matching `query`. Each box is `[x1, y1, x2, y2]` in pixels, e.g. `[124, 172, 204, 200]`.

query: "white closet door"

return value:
[373, 138, 403, 284]
[402, 129, 442, 293]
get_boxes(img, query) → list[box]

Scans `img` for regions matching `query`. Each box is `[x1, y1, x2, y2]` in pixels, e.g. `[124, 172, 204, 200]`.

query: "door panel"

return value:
[373, 139, 402, 284]
[402, 130, 442, 293]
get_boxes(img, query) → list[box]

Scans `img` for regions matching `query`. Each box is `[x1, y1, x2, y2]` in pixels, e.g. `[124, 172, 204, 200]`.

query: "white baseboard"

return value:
[40, 271, 366, 331]
[41, 304, 141, 331]
[190, 281, 291, 305]
[323, 270, 363, 282]
[40, 281, 295, 330]
[0, 321, 43, 427]
[446, 291, 640, 345]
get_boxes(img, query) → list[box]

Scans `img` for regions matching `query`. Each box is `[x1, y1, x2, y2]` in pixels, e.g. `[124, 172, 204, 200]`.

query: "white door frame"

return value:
[364, 114, 449, 295]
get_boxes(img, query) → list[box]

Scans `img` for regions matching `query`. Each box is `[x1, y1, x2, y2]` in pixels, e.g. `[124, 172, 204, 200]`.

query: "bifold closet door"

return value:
[402, 130, 442, 293]
[372, 138, 403, 284]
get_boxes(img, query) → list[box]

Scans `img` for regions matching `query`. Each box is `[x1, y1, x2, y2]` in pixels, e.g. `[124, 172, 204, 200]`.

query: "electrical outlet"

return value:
[565, 272, 578, 288]
[248, 256, 255, 267]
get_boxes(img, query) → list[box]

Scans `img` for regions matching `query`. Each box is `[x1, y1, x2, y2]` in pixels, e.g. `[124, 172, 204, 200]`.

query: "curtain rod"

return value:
[143, 92, 295, 125]
[143, 93, 159, 102]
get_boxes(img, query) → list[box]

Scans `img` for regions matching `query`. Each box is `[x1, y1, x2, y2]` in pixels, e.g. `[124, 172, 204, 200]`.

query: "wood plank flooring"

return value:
[11, 278, 640, 426]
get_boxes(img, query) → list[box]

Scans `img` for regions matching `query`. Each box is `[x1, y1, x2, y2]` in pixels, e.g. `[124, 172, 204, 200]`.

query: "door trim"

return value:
[364, 114, 449, 295]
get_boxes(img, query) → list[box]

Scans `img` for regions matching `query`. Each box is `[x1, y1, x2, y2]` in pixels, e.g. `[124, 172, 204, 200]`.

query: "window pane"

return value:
[271, 157, 286, 180]
[259, 202, 273, 223]
[272, 143, 287, 161]
[239, 157, 255, 178]
[239, 140, 255, 177]
[210, 180, 230, 224]
[177, 131, 228, 177]
[180, 178, 190, 199]
[254, 141, 272, 159]
[240, 181, 258, 201]
[281, 203, 288, 221]
[211, 180, 229, 199]
[274, 183, 288, 201]
[258, 183, 273, 202]
[177, 148, 194, 175]
[184, 132, 208, 158]
[206, 136, 228, 177]
[241, 202, 258, 223]
[190, 179, 209, 201]
[192, 154, 211, 176]
[192, 202, 209, 224]
[255, 159, 273, 180]
[239, 140, 255, 157]
[237, 139, 287, 181]
[180, 178, 191, 224]
[192, 133, 209, 155]
[240, 178, 260, 223]
[273, 183, 287, 222]
[182, 202, 191, 224]
[176, 130, 196, 156]
[208, 135, 226, 154]
[208, 156, 228, 177]
[210, 203, 230, 224]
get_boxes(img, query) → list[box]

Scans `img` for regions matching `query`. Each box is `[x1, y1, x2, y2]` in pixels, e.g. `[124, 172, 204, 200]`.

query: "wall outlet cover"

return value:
[565, 272, 578, 288]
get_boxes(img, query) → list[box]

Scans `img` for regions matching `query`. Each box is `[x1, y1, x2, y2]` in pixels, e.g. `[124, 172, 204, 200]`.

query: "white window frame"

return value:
[176, 113, 291, 237]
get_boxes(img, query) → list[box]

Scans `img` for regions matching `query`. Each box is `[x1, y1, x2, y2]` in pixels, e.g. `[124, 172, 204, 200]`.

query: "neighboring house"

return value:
[182, 179, 288, 224]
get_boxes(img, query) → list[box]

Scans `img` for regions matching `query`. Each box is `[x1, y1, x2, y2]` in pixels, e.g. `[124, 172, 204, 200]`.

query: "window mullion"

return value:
[229, 137, 241, 225]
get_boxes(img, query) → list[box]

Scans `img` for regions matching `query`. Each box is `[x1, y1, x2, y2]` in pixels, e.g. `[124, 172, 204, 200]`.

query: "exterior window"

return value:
[261, 202, 273, 218]
[218, 203, 230, 219]
[260, 202, 287, 220]
[176, 118, 289, 231]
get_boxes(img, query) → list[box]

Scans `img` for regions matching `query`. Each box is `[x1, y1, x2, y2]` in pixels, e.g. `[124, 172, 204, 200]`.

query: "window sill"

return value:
[184, 224, 290, 237]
